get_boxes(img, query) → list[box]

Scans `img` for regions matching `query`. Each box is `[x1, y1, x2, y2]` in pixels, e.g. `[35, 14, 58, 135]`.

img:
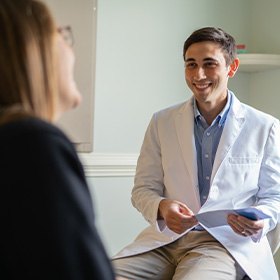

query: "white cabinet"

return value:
[43, 0, 97, 152]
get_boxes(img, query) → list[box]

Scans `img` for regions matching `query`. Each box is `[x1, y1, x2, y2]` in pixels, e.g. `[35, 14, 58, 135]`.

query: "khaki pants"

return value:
[112, 231, 246, 280]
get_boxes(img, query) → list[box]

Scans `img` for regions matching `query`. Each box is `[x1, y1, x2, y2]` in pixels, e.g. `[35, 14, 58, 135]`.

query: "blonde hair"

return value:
[0, 0, 58, 123]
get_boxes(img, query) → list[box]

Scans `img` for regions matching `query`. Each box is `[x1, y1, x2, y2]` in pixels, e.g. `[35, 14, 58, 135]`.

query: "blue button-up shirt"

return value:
[194, 91, 232, 206]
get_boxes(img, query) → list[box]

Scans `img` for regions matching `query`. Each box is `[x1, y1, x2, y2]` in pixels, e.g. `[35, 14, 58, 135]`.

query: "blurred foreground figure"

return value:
[0, 0, 115, 279]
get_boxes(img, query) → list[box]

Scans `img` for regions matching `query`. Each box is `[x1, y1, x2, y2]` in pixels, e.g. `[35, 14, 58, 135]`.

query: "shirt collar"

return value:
[193, 90, 232, 127]
[218, 91, 232, 126]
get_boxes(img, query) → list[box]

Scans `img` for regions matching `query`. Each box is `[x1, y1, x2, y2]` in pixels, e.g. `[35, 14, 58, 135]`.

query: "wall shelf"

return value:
[238, 53, 280, 72]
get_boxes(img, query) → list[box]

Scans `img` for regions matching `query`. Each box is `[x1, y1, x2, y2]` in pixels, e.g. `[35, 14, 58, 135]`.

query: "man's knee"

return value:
[112, 254, 175, 280]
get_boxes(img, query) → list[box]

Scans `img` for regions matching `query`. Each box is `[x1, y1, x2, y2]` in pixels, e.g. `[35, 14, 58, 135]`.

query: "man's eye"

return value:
[205, 62, 218, 68]
[185, 63, 196, 69]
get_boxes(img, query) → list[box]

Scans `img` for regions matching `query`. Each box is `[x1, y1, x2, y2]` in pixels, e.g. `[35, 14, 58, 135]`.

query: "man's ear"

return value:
[228, 58, 240, 77]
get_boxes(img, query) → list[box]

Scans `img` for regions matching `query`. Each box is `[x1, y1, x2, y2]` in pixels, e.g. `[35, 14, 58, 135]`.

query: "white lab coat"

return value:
[114, 92, 280, 280]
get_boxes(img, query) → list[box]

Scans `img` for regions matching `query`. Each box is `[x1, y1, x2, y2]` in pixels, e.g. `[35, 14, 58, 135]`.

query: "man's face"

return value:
[184, 41, 234, 107]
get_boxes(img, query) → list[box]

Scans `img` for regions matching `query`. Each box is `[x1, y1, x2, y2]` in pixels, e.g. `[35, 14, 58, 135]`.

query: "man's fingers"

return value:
[179, 204, 194, 216]
[228, 214, 263, 236]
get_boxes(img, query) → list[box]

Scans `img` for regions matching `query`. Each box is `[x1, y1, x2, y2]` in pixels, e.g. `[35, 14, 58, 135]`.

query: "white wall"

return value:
[247, 0, 280, 119]
[89, 176, 148, 256]
[93, 0, 251, 154]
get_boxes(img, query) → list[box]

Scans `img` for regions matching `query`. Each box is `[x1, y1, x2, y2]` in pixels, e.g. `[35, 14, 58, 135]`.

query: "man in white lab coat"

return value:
[112, 27, 280, 280]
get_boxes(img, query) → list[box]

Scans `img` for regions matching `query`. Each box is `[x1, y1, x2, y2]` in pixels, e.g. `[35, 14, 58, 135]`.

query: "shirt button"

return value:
[205, 154, 209, 158]
[206, 132, 210, 136]
[206, 176, 210, 180]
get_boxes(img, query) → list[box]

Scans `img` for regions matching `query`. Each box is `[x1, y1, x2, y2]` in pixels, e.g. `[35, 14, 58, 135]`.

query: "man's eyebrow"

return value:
[203, 57, 219, 62]
[185, 57, 219, 62]
[185, 58, 195, 62]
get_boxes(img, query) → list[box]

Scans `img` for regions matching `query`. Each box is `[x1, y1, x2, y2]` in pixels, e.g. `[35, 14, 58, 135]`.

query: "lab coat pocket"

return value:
[228, 156, 259, 165]
[226, 156, 261, 188]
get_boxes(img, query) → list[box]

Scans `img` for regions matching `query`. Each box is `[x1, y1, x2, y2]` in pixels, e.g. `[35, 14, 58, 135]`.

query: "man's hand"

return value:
[158, 199, 198, 234]
[227, 214, 264, 237]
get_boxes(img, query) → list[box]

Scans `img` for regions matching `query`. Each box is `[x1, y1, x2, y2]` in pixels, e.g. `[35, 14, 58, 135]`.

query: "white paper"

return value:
[195, 208, 271, 228]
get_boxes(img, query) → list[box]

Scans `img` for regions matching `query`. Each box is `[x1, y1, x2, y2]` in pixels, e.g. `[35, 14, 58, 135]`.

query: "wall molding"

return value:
[78, 153, 138, 177]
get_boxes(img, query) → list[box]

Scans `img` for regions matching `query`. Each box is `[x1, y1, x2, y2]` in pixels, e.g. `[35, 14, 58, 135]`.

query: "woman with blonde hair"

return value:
[0, 0, 115, 279]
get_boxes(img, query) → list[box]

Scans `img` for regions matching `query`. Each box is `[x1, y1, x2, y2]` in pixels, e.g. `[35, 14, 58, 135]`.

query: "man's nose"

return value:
[194, 67, 206, 80]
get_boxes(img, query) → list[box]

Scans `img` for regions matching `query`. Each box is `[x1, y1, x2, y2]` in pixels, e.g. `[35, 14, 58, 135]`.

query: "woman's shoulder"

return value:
[1, 116, 65, 136]
[0, 116, 69, 142]
[0, 117, 77, 158]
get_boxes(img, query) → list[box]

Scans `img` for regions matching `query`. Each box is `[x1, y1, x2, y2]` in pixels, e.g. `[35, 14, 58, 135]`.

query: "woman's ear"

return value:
[228, 58, 240, 78]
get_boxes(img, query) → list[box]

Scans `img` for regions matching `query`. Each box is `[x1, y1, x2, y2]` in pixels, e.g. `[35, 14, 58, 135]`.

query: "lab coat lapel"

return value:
[211, 95, 245, 181]
[174, 100, 199, 190]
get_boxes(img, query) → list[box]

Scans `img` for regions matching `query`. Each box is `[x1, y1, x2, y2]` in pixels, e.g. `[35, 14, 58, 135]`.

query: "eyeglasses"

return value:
[57, 25, 74, 47]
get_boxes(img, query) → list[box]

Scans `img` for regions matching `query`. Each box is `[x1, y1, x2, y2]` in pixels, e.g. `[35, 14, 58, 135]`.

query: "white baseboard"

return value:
[78, 153, 138, 177]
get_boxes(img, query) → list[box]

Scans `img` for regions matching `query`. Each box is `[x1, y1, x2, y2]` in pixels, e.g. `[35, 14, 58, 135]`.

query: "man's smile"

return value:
[193, 82, 212, 90]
